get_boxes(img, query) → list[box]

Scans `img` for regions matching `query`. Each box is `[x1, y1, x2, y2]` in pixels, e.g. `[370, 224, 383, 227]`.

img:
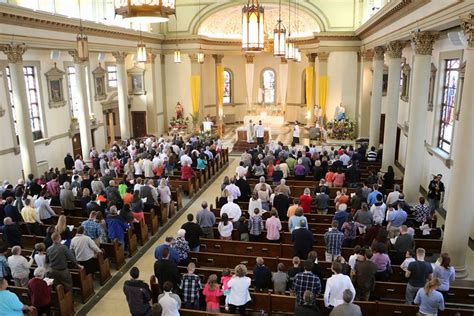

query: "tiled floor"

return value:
[87, 159, 240, 315]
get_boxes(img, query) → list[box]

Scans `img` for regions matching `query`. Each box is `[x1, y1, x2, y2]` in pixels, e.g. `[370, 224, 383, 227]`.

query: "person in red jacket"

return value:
[28, 267, 52, 315]
[181, 162, 196, 180]
[299, 188, 313, 214]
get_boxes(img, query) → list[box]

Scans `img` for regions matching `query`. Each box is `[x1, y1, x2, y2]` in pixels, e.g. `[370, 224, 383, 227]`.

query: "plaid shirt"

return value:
[414, 203, 431, 223]
[293, 271, 321, 305]
[81, 219, 102, 240]
[324, 229, 344, 255]
[180, 273, 202, 303]
[248, 215, 264, 236]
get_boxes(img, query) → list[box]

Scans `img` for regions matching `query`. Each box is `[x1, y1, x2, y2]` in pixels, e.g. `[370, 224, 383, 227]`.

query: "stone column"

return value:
[245, 54, 255, 113]
[368, 46, 385, 149]
[0, 43, 38, 177]
[403, 32, 439, 203]
[145, 53, 158, 135]
[69, 50, 92, 161]
[317, 51, 329, 121]
[442, 12, 474, 278]
[357, 50, 374, 137]
[279, 57, 288, 118]
[112, 52, 130, 140]
[159, 54, 168, 134]
[381, 41, 404, 172]
[306, 53, 316, 125]
[107, 111, 115, 144]
[213, 54, 224, 135]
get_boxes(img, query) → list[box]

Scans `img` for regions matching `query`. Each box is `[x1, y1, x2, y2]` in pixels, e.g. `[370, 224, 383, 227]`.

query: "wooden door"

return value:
[72, 133, 82, 158]
[395, 126, 401, 163]
[379, 113, 386, 145]
[131, 111, 147, 138]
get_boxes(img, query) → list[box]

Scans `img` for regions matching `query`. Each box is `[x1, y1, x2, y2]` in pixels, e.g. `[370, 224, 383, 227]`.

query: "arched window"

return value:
[261, 68, 276, 104]
[223, 69, 232, 104]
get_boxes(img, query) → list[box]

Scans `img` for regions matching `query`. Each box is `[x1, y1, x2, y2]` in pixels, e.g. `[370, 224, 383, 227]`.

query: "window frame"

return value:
[223, 68, 233, 105]
[64, 63, 80, 118]
[105, 62, 118, 92]
[260, 67, 277, 105]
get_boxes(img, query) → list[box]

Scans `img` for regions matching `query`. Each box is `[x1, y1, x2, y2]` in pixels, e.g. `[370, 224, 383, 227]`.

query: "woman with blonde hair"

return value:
[228, 264, 251, 315]
[157, 178, 172, 225]
[414, 278, 445, 316]
[55, 215, 72, 246]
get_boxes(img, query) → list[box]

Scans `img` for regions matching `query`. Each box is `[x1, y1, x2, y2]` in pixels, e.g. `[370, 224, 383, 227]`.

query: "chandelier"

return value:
[242, 0, 265, 52]
[173, 15, 181, 63]
[197, 0, 204, 64]
[136, 30, 147, 62]
[273, 0, 286, 56]
[285, 0, 295, 60]
[114, 0, 176, 23]
[76, 1, 88, 61]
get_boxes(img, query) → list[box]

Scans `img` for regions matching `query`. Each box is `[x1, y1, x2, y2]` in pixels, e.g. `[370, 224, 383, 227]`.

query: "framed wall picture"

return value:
[127, 66, 146, 95]
[45, 63, 66, 108]
[92, 64, 107, 101]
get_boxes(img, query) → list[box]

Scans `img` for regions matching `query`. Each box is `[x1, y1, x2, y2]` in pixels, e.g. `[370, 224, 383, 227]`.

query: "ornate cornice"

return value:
[0, 43, 27, 63]
[359, 50, 374, 60]
[213, 54, 224, 64]
[68, 49, 88, 64]
[145, 53, 157, 64]
[317, 51, 330, 62]
[373, 46, 386, 60]
[306, 53, 317, 63]
[189, 53, 199, 64]
[245, 54, 254, 64]
[112, 51, 128, 64]
[386, 41, 404, 59]
[411, 31, 439, 55]
[460, 11, 474, 48]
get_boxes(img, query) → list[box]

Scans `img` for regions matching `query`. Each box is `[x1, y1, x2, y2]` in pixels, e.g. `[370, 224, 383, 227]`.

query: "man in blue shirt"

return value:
[367, 184, 381, 206]
[154, 237, 180, 265]
[387, 203, 408, 238]
[324, 221, 345, 262]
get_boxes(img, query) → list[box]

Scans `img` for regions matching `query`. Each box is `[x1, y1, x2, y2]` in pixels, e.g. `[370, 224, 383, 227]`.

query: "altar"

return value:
[236, 127, 271, 143]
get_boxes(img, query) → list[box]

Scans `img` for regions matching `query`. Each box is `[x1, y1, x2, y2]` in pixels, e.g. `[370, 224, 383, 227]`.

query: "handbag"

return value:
[0, 260, 12, 280]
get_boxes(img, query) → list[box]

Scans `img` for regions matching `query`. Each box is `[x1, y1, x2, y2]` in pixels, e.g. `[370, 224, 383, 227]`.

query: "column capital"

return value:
[386, 41, 404, 59]
[68, 49, 88, 64]
[244, 54, 254, 64]
[0, 43, 27, 64]
[317, 51, 330, 62]
[410, 31, 439, 55]
[306, 53, 317, 63]
[160, 54, 166, 65]
[112, 51, 128, 64]
[213, 54, 224, 64]
[460, 11, 474, 48]
[280, 57, 287, 64]
[373, 46, 385, 60]
[189, 53, 200, 64]
[145, 53, 157, 64]
[359, 50, 374, 61]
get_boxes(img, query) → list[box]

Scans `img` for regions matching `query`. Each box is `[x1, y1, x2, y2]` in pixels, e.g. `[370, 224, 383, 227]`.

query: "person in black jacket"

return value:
[346, 162, 361, 188]
[235, 177, 251, 202]
[4, 197, 21, 223]
[292, 220, 314, 260]
[253, 257, 273, 292]
[154, 248, 180, 290]
[273, 191, 290, 221]
[181, 213, 203, 252]
[1, 217, 22, 247]
[64, 153, 74, 171]
[123, 267, 152, 316]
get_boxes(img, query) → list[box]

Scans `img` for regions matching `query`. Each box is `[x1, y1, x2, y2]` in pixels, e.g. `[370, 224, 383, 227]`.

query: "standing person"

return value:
[227, 264, 252, 315]
[154, 248, 181, 290]
[21, 199, 42, 236]
[414, 278, 445, 316]
[196, 201, 215, 239]
[28, 267, 52, 316]
[265, 210, 282, 243]
[427, 174, 445, 213]
[299, 188, 313, 214]
[293, 260, 321, 307]
[433, 253, 455, 295]
[0, 277, 36, 315]
[123, 267, 153, 316]
[324, 262, 356, 309]
[405, 248, 433, 304]
[324, 221, 345, 262]
[202, 274, 222, 312]
[70, 226, 103, 275]
[248, 208, 264, 242]
[255, 120, 265, 145]
[157, 178, 172, 225]
[292, 220, 314, 259]
[293, 122, 300, 144]
[8, 246, 33, 287]
[353, 248, 377, 301]
[295, 290, 321, 316]
[45, 232, 83, 291]
[181, 213, 203, 252]
[246, 119, 255, 143]
[180, 263, 202, 309]
[272, 263, 288, 295]
[158, 281, 181, 316]
[329, 289, 362, 316]
[253, 257, 272, 292]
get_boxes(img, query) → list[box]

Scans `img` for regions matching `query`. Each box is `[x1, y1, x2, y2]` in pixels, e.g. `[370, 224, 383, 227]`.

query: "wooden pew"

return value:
[96, 251, 112, 285]
[71, 268, 95, 303]
[144, 209, 159, 234]
[101, 239, 125, 269]
[125, 229, 138, 257]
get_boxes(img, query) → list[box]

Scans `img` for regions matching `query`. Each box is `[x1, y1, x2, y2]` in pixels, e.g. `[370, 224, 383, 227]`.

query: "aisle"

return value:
[86, 158, 239, 315]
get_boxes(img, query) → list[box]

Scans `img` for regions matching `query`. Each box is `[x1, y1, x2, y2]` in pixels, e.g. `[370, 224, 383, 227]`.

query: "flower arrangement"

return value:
[327, 119, 357, 140]
[168, 116, 189, 130]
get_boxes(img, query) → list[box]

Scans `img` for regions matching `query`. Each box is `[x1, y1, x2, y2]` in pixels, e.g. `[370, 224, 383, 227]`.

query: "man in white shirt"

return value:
[235, 162, 248, 180]
[324, 262, 356, 308]
[158, 281, 181, 316]
[255, 120, 265, 145]
[180, 152, 193, 166]
[74, 155, 84, 172]
[293, 122, 300, 144]
[220, 196, 242, 223]
[8, 246, 33, 287]
[386, 184, 401, 206]
[34, 190, 56, 223]
[142, 155, 154, 178]
[339, 151, 351, 166]
[70, 226, 102, 275]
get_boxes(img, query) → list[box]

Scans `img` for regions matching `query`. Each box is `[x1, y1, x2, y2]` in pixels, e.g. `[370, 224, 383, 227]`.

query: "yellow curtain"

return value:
[190, 75, 201, 115]
[305, 66, 314, 113]
[216, 64, 225, 108]
[318, 75, 328, 118]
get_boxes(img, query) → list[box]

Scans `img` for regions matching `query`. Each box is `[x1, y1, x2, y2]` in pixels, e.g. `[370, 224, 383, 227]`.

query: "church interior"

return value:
[0, 0, 473, 315]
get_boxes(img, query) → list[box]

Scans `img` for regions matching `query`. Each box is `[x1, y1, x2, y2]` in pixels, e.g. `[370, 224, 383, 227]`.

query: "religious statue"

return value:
[314, 105, 322, 125]
[176, 102, 184, 119]
[334, 102, 346, 121]
[203, 115, 213, 133]
[247, 119, 255, 143]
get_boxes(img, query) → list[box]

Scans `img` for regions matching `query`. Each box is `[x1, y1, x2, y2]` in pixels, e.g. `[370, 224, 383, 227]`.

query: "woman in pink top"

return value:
[265, 210, 282, 242]
[203, 274, 223, 312]
[332, 167, 346, 187]
[221, 268, 232, 310]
